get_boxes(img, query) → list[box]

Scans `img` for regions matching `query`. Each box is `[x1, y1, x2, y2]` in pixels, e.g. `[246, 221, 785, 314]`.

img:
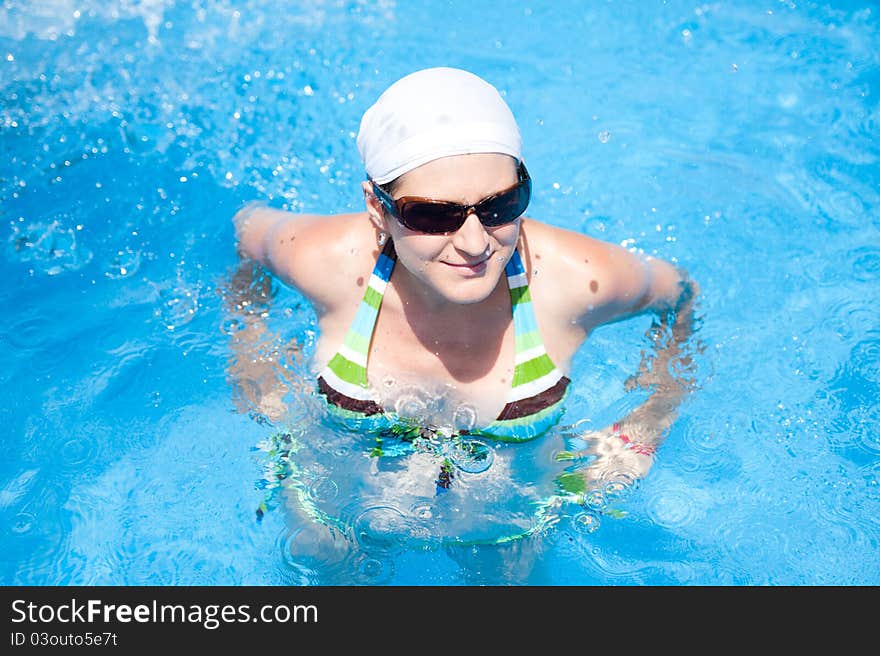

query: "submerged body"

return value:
[231, 70, 699, 563]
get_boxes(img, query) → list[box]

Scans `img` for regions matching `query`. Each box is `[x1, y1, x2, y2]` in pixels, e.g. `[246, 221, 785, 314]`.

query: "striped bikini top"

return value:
[316, 240, 570, 443]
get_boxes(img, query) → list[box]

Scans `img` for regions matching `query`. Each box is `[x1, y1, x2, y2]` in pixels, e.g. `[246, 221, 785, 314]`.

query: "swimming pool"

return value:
[2, 0, 878, 585]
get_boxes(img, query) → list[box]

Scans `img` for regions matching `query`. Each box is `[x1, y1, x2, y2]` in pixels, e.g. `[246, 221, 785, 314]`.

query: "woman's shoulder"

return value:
[518, 217, 615, 276]
[519, 217, 647, 324]
[264, 211, 378, 313]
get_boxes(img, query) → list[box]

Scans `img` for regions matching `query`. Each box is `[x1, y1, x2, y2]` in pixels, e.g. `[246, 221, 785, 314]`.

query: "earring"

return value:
[377, 232, 388, 246]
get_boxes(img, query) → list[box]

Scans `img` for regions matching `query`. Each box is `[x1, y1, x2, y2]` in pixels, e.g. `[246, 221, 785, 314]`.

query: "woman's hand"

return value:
[556, 421, 657, 499]
[581, 421, 657, 487]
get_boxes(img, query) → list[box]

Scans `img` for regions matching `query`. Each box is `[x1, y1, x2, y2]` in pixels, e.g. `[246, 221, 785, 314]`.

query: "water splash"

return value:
[7, 220, 93, 275]
[448, 439, 494, 474]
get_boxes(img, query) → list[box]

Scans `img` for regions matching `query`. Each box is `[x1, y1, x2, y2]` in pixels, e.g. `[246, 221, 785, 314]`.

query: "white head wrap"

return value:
[356, 67, 522, 184]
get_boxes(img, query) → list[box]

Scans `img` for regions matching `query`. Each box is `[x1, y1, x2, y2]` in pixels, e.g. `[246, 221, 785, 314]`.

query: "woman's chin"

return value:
[435, 271, 502, 305]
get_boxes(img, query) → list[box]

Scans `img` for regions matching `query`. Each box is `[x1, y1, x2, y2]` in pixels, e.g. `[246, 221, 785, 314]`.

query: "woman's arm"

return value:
[227, 202, 348, 421]
[566, 240, 702, 492]
[232, 203, 368, 317]
[220, 258, 302, 423]
[233, 202, 323, 274]
[577, 278, 700, 490]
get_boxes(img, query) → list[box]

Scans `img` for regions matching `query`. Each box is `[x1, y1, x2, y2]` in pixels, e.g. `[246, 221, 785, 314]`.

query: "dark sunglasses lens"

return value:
[400, 202, 464, 233]
[478, 183, 530, 226]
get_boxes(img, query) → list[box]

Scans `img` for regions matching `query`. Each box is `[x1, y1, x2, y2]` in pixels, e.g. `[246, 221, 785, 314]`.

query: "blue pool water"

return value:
[2, 0, 879, 585]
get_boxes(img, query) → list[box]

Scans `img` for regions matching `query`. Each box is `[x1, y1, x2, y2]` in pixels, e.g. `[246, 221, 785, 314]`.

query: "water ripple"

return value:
[850, 334, 880, 384]
[410, 503, 434, 521]
[803, 521, 877, 584]
[353, 505, 410, 555]
[130, 546, 184, 585]
[852, 405, 880, 454]
[351, 554, 394, 585]
[645, 484, 700, 530]
[452, 404, 477, 432]
[577, 543, 648, 582]
[11, 511, 36, 534]
[276, 525, 353, 586]
[571, 511, 601, 534]
[58, 435, 96, 469]
[826, 298, 875, 343]
[817, 464, 880, 531]
[824, 408, 863, 450]
[4, 484, 68, 584]
[715, 518, 793, 584]
[220, 317, 245, 335]
[850, 246, 880, 282]
[305, 476, 338, 504]
[448, 439, 494, 474]
[678, 411, 743, 477]
[680, 413, 732, 456]
[858, 460, 880, 525]
[3, 314, 54, 352]
[92, 343, 156, 414]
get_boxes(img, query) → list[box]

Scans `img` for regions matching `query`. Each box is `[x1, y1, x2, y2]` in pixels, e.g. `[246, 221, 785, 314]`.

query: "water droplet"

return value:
[598, 130, 611, 143]
[394, 393, 426, 417]
[307, 477, 338, 503]
[156, 283, 199, 330]
[12, 512, 34, 534]
[572, 511, 601, 533]
[357, 558, 385, 580]
[61, 437, 91, 466]
[105, 247, 141, 279]
[351, 553, 396, 584]
[411, 504, 433, 519]
[452, 404, 477, 431]
[221, 318, 244, 335]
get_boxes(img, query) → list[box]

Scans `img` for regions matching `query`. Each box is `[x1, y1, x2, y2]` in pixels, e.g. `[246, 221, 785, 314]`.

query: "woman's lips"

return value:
[443, 259, 488, 274]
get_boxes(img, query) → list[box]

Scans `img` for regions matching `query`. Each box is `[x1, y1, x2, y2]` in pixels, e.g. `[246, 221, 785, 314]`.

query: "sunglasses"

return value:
[370, 161, 531, 234]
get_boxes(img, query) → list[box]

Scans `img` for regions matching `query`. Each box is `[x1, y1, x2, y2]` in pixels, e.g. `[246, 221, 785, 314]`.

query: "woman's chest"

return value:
[313, 289, 585, 428]
[365, 318, 517, 428]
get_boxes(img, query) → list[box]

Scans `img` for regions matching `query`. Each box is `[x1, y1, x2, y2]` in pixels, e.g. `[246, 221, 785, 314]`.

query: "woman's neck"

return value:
[386, 261, 512, 348]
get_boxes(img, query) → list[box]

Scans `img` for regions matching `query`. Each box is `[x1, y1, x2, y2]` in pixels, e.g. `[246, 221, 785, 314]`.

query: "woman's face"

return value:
[367, 153, 522, 306]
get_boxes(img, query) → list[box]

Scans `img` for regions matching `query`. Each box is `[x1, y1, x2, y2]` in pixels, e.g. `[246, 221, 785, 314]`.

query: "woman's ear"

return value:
[362, 180, 389, 233]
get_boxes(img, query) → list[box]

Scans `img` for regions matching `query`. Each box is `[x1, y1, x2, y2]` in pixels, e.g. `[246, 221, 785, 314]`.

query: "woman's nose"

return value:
[451, 211, 490, 255]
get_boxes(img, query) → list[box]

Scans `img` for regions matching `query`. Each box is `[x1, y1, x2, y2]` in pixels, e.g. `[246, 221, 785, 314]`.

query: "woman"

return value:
[231, 68, 699, 570]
